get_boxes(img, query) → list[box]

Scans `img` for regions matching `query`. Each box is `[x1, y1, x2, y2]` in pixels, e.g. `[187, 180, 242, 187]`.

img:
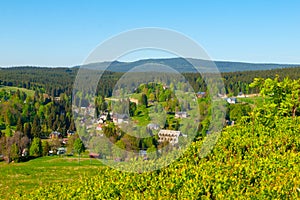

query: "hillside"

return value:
[1, 58, 299, 73]
[79, 57, 300, 73]
[19, 117, 300, 199]
[0, 86, 35, 97]
[12, 76, 300, 199]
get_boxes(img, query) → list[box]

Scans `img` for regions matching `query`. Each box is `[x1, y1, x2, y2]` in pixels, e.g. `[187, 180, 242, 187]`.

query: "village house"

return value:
[139, 150, 147, 157]
[227, 97, 237, 104]
[197, 91, 206, 98]
[237, 92, 245, 98]
[175, 111, 188, 118]
[97, 113, 109, 124]
[80, 106, 87, 111]
[97, 118, 104, 124]
[54, 97, 61, 101]
[147, 123, 160, 130]
[129, 98, 139, 105]
[67, 130, 75, 137]
[158, 130, 186, 145]
[163, 85, 169, 90]
[96, 124, 103, 131]
[218, 93, 227, 98]
[112, 114, 129, 124]
[86, 125, 94, 130]
[89, 153, 100, 158]
[62, 138, 68, 145]
[22, 148, 28, 157]
[49, 131, 62, 139]
[57, 147, 66, 155]
[100, 113, 107, 121]
[226, 120, 235, 126]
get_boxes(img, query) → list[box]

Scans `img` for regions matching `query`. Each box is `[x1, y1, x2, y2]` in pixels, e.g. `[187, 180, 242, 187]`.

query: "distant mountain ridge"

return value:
[2, 58, 299, 73]
[77, 57, 300, 73]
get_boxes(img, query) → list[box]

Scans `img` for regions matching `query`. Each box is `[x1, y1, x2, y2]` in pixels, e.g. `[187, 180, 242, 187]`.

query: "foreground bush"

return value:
[19, 117, 300, 199]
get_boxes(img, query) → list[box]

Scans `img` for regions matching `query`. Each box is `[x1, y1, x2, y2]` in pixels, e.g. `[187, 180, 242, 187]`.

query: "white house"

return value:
[97, 118, 104, 124]
[175, 112, 188, 118]
[158, 130, 184, 145]
[96, 124, 103, 131]
[100, 114, 107, 121]
[227, 98, 237, 104]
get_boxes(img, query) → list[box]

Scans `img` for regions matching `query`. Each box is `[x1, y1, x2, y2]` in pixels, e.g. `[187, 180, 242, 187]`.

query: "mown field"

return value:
[0, 155, 103, 199]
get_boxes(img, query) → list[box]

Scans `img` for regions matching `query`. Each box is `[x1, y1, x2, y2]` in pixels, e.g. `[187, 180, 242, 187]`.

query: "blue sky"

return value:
[0, 0, 300, 66]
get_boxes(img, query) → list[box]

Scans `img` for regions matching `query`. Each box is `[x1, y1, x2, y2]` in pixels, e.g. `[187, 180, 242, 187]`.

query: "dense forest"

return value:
[1, 66, 300, 96]
[0, 66, 300, 97]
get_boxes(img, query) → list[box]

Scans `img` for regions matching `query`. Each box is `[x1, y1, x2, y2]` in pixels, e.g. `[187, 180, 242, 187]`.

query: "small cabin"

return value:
[147, 123, 160, 130]
[197, 92, 206, 98]
[227, 98, 237, 104]
[57, 147, 66, 155]
[175, 112, 188, 118]
[50, 131, 62, 139]
[112, 114, 129, 124]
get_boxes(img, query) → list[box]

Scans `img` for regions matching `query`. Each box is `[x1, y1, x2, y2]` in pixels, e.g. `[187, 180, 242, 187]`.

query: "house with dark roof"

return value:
[112, 114, 129, 124]
[147, 123, 160, 130]
[67, 130, 75, 137]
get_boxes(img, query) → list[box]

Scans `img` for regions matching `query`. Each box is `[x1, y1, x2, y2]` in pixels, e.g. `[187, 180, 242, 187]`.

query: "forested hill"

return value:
[2, 66, 300, 97]
[1, 58, 299, 73]
[78, 58, 300, 72]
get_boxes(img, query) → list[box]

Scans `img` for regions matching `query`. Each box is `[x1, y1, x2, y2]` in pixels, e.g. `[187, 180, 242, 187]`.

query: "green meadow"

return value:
[0, 155, 103, 199]
[0, 86, 35, 97]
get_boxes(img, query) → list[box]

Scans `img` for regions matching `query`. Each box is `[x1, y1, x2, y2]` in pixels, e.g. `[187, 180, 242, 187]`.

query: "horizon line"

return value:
[1, 57, 300, 68]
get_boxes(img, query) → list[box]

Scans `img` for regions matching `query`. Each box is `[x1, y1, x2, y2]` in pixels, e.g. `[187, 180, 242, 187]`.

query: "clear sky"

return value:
[0, 0, 300, 67]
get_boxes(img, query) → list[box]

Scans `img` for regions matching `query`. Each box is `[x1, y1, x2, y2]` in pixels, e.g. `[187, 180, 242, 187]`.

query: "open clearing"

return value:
[0, 86, 35, 97]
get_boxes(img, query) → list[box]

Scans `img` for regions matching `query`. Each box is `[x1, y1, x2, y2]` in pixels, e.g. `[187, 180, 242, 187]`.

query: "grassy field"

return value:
[131, 106, 150, 126]
[0, 86, 35, 97]
[0, 155, 103, 199]
[237, 95, 264, 106]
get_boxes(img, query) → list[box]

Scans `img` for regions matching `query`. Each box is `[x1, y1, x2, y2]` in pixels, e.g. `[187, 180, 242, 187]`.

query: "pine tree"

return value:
[16, 118, 23, 132]
[31, 116, 41, 138]
[69, 118, 76, 131]
[141, 93, 148, 107]
[23, 123, 32, 139]
[42, 140, 50, 156]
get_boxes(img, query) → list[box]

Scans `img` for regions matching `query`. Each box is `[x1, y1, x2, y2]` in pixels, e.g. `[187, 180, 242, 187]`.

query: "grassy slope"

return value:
[21, 118, 300, 199]
[0, 86, 35, 97]
[237, 96, 263, 105]
[0, 155, 103, 199]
